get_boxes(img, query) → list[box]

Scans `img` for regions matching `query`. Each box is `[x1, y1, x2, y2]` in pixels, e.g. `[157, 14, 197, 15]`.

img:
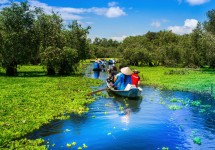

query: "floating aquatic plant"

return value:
[159, 100, 165, 104]
[0, 65, 102, 148]
[72, 142, 77, 146]
[199, 109, 206, 113]
[67, 143, 72, 148]
[193, 137, 201, 145]
[119, 106, 124, 110]
[83, 143, 88, 148]
[168, 105, 182, 110]
[170, 98, 180, 102]
[191, 100, 201, 107]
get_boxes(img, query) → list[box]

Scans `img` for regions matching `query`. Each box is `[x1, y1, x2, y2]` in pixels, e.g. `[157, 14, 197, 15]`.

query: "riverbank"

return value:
[0, 65, 102, 149]
[131, 66, 215, 96]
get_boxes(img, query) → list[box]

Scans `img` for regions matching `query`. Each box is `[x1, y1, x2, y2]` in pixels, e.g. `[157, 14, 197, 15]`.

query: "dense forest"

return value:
[0, 2, 215, 76]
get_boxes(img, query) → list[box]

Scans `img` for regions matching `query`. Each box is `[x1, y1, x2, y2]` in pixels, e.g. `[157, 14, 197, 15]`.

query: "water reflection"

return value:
[93, 71, 100, 79]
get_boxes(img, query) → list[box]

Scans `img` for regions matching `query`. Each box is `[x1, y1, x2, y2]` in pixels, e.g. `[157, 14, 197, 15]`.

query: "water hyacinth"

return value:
[193, 137, 201, 145]
[168, 105, 183, 110]
[0, 66, 102, 148]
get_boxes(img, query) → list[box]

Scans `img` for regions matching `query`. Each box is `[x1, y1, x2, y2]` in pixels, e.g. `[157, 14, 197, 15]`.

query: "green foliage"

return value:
[204, 9, 215, 34]
[0, 66, 102, 148]
[0, 2, 92, 76]
[41, 46, 79, 75]
[66, 21, 91, 60]
[90, 37, 120, 58]
[0, 2, 36, 75]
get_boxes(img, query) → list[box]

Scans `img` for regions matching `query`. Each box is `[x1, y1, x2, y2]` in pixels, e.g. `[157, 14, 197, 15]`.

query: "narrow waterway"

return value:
[28, 64, 215, 150]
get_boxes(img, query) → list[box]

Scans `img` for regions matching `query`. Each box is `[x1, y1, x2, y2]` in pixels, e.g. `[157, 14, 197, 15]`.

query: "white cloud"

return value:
[167, 19, 198, 35]
[151, 21, 161, 28]
[186, 0, 210, 5]
[151, 19, 168, 28]
[108, 1, 118, 7]
[111, 35, 127, 41]
[106, 7, 126, 18]
[0, 1, 126, 20]
[27, 1, 125, 20]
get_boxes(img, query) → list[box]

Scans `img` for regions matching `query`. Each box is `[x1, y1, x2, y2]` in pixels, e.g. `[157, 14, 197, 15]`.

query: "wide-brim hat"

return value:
[133, 69, 140, 74]
[121, 67, 133, 75]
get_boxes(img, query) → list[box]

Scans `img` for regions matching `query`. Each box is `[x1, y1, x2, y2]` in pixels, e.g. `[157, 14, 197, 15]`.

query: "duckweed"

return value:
[0, 66, 102, 148]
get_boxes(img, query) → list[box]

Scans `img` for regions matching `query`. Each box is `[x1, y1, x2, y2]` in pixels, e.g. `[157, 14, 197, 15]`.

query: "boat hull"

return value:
[107, 82, 142, 98]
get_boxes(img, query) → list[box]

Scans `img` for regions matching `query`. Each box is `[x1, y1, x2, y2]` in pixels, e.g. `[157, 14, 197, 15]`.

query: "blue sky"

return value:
[0, 0, 215, 41]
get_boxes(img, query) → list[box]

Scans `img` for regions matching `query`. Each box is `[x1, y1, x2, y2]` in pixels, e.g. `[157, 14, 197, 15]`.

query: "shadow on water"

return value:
[27, 63, 215, 150]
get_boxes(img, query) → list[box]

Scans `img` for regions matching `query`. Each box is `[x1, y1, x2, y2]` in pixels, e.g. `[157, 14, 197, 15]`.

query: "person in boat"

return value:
[99, 59, 106, 71]
[107, 66, 118, 84]
[113, 65, 124, 82]
[93, 59, 101, 71]
[112, 67, 132, 90]
[131, 69, 141, 87]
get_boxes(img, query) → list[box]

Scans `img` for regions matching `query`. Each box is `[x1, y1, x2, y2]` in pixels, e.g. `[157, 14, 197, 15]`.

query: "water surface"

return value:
[28, 64, 215, 150]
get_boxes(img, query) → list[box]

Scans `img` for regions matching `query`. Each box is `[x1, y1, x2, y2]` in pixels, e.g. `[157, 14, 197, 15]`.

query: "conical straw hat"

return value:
[121, 67, 133, 75]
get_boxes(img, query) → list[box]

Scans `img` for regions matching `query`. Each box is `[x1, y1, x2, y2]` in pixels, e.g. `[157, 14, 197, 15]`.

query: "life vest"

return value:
[131, 73, 140, 87]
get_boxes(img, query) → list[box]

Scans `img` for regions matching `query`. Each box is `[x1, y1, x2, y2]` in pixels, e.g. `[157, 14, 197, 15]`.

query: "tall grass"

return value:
[131, 66, 215, 96]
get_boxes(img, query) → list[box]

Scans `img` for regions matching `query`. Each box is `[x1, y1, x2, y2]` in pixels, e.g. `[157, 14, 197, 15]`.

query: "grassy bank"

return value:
[132, 66, 215, 96]
[0, 65, 102, 149]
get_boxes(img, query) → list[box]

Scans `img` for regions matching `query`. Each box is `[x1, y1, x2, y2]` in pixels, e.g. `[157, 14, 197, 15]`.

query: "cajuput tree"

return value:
[0, 2, 36, 76]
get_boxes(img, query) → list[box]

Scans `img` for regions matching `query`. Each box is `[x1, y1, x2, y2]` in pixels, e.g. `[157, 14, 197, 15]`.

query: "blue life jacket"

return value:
[93, 62, 99, 69]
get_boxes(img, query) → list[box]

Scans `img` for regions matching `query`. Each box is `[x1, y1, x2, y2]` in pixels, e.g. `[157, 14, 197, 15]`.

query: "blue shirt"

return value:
[93, 62, 99, 69]
[113, 74, 132, 90]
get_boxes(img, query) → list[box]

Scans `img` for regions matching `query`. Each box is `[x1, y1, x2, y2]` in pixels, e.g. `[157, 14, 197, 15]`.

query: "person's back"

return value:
[124, 75, 132, 86]
[131, 70, 140, 87]
[113, 67, 133, 90]
[93, 60, 100, 69]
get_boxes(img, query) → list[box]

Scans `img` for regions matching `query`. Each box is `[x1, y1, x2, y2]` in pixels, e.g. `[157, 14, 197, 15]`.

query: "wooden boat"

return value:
[106, 81, 142, 98]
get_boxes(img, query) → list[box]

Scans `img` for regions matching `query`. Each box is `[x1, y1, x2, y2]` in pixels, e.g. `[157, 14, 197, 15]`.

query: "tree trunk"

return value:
[6, 66, 17, 76]
[47, 67, 55, 75]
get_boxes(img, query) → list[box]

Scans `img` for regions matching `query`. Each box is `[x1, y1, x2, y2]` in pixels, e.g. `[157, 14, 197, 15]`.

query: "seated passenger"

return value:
[112, 67, 132, 90]
[107, 66, 118, 84]
[131, 69, 141, 87]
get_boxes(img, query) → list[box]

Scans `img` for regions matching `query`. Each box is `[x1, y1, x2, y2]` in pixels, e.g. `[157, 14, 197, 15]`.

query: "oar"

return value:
[86, 87, 109, 96]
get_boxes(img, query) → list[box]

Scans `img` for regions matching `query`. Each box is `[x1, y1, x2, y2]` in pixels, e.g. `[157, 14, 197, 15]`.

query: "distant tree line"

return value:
[92, 9, 215, 68]
[0, 1, 215, 76]
[0, 2, 90, 76]
[90, 37, 121, 58]
[119, 20, 215, 68]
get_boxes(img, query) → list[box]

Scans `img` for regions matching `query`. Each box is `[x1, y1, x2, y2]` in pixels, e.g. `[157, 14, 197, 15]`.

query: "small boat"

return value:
[106, 81, 142, 98]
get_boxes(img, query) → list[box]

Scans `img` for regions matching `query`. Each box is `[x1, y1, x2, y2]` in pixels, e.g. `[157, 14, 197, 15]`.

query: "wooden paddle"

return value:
[86, 87, 109, 96]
